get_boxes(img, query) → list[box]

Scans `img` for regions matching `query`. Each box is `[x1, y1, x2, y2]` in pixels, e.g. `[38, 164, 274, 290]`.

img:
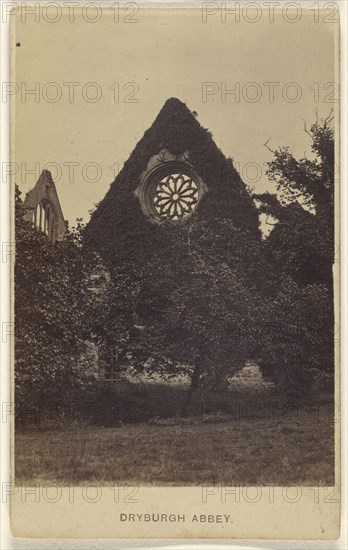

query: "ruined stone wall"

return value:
[23, 170, 68, 241]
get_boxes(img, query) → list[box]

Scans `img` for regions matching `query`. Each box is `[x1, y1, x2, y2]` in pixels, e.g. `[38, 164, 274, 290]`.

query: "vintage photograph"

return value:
[9, 2, 340, 540]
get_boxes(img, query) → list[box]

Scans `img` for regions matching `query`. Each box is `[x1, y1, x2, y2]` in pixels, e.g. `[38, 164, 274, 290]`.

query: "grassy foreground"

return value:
[15, 400, 335, 486]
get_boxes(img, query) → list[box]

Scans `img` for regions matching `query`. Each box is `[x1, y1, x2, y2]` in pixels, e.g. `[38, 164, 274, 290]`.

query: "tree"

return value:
[254, 114, 335, 398]
[256, 112, 334, 287]
[87, 214, 270, 406]
[15, 187, 96, 413]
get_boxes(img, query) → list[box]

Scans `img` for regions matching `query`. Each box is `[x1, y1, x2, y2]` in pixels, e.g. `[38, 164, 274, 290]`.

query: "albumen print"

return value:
[8, 2, 340, 540]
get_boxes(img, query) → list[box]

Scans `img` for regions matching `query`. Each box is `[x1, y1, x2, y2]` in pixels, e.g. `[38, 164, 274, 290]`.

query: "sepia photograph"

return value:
[3, 1, 342, 541]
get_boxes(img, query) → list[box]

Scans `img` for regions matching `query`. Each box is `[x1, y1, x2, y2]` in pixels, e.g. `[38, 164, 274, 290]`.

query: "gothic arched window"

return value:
[32, 199, 58, 242]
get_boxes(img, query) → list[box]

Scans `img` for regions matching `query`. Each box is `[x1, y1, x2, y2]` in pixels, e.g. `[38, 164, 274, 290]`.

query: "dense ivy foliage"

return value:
[84, 101, 335, 400]
[85, 98, 260, 266]
[84, 99, 266, 397]
[14, 103, 335, 415]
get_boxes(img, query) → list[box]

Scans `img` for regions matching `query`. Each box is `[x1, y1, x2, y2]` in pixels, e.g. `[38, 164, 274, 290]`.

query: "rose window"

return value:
[137, 157, 205, 222]
[153, 173, 199, 220]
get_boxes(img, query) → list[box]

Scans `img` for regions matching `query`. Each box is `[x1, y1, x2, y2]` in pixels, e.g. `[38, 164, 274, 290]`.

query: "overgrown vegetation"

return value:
[255, 112, 335, 398]
[14, 188, 96, 411]
[15, 104, 335, 424]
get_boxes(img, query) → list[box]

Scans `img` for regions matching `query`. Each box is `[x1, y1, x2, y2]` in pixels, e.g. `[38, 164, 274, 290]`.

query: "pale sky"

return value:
[14, 6, 338, 225]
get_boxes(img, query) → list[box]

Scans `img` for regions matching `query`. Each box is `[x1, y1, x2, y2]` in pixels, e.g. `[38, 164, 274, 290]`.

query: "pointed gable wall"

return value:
[85, 98, 260, 264]
[23, 170, 68, 242]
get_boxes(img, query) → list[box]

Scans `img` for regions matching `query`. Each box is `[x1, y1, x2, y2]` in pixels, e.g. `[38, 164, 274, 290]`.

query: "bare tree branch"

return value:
[263, 138, 275, 154]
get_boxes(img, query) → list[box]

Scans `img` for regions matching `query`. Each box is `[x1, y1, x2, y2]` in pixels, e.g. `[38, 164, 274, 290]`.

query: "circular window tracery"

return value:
[137, 159, 205, 223]
[153, 173, 199, 220]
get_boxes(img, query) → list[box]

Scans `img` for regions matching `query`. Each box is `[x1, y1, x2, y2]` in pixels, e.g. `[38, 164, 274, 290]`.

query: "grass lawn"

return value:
[15, 399, 335, 486]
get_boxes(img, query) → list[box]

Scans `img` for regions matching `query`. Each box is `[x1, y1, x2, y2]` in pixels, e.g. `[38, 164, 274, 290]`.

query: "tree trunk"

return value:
[182, 362, 201, 415]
